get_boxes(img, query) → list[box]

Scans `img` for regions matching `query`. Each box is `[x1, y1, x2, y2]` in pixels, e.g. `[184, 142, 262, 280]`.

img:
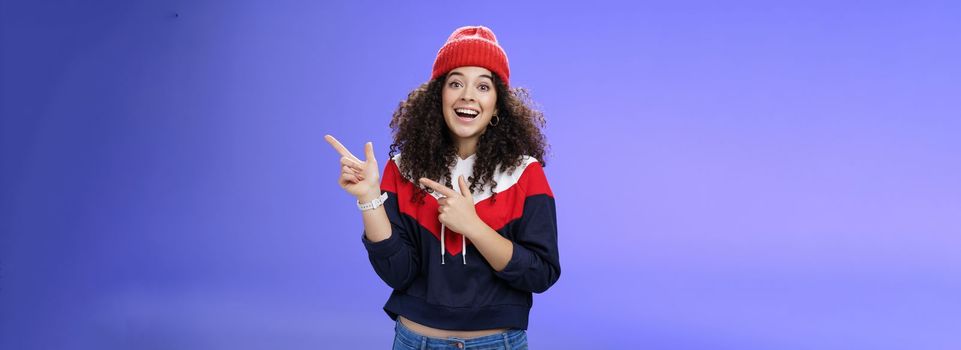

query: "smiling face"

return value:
[441, 66, 499, 153]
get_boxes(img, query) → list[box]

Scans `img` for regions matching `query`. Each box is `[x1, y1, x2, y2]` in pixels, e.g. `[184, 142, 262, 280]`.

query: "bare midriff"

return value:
[399, 316, 509, 339]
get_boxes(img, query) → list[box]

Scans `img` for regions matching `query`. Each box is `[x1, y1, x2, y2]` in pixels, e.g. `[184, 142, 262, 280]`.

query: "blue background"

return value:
[1, 0, 959, 348]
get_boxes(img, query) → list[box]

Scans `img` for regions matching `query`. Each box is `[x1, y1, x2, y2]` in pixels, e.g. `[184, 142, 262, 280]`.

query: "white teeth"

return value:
[455, 108, 479, 115]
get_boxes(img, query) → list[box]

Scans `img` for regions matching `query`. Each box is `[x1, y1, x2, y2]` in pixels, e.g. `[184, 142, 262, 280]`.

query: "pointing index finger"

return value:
[419, 178, 457, 197]
[324, 134, 362, 162]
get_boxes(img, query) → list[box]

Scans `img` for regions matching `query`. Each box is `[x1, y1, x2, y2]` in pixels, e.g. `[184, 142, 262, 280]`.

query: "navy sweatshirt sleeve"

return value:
[493, 162, 561, 293]
[361, 160, 421, 291]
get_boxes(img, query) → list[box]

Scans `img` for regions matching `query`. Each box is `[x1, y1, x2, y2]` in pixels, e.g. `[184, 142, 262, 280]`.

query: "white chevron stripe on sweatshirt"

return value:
[390, 153, 539, 204]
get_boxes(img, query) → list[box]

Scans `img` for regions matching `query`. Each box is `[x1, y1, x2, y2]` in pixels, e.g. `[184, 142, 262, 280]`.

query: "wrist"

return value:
[357, 189, 381, 202]
[465, 217, 488, 238]
[357, 191, 388, 211]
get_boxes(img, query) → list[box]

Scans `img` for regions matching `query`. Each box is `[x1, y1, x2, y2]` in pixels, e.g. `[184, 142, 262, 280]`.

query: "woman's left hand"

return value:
[419, 175, 484, 238]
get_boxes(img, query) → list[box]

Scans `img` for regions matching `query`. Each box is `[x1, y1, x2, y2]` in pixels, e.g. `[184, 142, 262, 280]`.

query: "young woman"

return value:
[325, 25, 559, 350]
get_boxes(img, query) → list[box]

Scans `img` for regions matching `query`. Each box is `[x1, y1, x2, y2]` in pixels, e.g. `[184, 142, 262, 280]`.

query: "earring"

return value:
[489, 114, 500, 126]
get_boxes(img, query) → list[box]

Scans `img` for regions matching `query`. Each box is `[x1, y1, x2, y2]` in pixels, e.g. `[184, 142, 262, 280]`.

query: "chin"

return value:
[451, 128, 480, 139]
[444, 119, 483, 138]
[447, 125, 483, 139]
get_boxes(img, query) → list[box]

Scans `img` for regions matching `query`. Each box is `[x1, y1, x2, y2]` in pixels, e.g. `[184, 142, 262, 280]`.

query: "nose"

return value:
[460, 87, 476, 102]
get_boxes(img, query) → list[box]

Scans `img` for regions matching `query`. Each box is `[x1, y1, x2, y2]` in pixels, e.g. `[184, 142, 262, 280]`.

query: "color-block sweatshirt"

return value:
[361, 153, 560, 331]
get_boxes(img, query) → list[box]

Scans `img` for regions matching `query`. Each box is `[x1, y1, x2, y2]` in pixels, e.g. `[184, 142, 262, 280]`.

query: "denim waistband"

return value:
[394, 317, 526, 349]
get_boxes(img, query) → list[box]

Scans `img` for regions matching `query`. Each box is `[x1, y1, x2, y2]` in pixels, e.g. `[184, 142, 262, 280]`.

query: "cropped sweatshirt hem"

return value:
[384, 292, 531, 330]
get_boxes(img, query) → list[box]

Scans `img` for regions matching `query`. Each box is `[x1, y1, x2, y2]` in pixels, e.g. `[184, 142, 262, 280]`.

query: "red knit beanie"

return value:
[431, 26, 510, 86]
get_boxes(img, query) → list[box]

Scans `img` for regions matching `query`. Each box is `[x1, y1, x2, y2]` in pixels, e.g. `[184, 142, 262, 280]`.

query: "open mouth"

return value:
[454, 108, 479, 120]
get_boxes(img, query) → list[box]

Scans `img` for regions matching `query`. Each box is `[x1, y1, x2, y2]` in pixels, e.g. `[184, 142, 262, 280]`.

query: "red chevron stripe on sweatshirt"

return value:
[380, 156, 552, 256]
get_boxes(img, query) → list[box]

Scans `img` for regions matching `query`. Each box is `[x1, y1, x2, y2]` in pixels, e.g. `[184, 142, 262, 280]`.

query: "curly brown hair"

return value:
[388, 72, 549, 203]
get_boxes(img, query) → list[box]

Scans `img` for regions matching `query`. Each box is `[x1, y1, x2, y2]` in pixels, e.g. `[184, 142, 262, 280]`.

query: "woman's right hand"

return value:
[324, 134, 381, 202]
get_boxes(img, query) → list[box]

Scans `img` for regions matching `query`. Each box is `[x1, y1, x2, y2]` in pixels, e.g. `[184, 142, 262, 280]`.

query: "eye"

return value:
[478, 84, 490, 91]
[448, 81, 462, 88]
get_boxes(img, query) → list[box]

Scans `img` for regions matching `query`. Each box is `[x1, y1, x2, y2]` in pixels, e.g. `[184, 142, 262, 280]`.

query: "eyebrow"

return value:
[447, 72, 494, 82]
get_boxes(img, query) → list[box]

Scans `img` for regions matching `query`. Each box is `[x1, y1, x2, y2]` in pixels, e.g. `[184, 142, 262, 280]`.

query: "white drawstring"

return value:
[440, 223, 466, 265]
